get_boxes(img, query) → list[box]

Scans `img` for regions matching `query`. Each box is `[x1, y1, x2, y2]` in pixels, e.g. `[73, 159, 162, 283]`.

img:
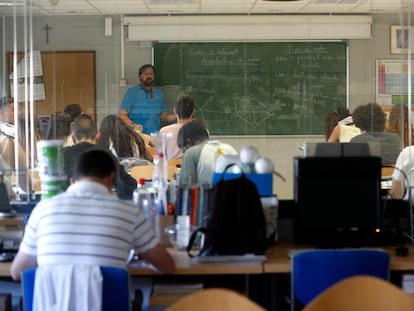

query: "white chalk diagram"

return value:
[163, 83, 308, 131]
[161, 74, 343, 134]
[193, 94, 276, 129]
[232, 95, 274, 128]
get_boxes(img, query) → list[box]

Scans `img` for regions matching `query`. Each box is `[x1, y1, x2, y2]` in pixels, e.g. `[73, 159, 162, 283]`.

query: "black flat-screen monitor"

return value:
[294, 156, 383, 248]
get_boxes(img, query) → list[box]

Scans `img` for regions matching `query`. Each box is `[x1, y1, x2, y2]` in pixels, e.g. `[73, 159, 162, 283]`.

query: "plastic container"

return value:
[212, 172, 273, 196]
[41, 175, 68, 199]
[133, 178, 161, 219]
[37, 140, 65, 176]
[152, 153, 168, 189]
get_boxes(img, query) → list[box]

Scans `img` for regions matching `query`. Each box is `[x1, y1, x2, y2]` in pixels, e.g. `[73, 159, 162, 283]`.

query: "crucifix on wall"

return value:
[42, 23, 52, 44]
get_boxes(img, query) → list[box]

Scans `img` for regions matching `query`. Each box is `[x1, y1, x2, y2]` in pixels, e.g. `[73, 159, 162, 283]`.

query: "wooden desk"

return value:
[2, 244, 414, 278]
[0, 248, 264, 278]
[129, 248, 264, 275]
[263, 243, 414, 273]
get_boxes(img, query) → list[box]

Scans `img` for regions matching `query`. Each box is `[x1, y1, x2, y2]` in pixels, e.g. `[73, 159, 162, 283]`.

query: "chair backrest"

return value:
[22, 266, 130, 311]
[381, 164, 395, 179]
[130, 165, 154, 181]
[165, 288, 266, 311]
[130, 165, 179, 181]
[291, 249, 390, 311]
[168, 158, 182, 168]
[303, 275, 414, 311]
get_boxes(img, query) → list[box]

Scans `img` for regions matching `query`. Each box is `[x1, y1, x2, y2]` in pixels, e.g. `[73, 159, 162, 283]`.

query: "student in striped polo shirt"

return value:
[10, 149, 175, 281]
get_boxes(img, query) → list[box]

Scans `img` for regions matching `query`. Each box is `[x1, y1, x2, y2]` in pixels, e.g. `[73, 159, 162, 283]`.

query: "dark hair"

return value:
[385, 103, 414, 147]
[64, 104, 82, 121]
[174, 94, 194, 119]
[97, 114, 146, 158]
[352, 103, 386, 132]
[46, 112, 72, 140]
[177, 119, 209, 152]
[70, 114, 96, 141]
[336, 107, 351, 121]
[74, 149, 116, 180]
[324, 110, 340, 141]
[138, 64, 155, 76]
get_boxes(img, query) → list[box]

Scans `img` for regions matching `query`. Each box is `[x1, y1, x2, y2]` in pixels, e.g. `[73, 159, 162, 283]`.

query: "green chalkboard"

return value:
[154, 42, 348, 135]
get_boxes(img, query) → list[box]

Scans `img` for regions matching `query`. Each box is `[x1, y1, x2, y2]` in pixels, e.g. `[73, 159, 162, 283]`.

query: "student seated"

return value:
[160, 94, 195, 160]
[63, 114, 137, 199]
[350, 103, 402, 165]
[10, 149, 175, 281]
[389, 146, 414, 200]
[177, 119, 237, 187]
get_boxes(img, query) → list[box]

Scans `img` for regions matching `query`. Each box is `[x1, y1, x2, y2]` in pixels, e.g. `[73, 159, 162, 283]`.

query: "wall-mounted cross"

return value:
[42, 23, 52, 44]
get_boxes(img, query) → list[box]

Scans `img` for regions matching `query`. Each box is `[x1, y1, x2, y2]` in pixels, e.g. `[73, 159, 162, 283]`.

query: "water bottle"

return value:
[133, 178, 155, 219]
[152, 153, 168, 189]
[152, 154, 160, 189]
[152, 153, 168, 214]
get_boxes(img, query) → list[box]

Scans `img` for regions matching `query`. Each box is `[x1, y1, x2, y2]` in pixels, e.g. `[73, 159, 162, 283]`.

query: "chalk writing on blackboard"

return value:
[155, 42, 348, 135]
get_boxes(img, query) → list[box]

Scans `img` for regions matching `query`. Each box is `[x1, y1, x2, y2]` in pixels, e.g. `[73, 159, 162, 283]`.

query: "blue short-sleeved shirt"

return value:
[120, 84, 167, 134]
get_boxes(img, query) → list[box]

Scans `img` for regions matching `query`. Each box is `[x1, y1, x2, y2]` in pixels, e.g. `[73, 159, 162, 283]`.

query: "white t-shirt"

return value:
[339, 124, 361, 142]
[19, 180, 158, 268]
[160, 123, 184, 160]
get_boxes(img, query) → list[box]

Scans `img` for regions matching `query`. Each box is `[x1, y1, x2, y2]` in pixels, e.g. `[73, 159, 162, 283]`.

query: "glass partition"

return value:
[0, 2, 413, 202]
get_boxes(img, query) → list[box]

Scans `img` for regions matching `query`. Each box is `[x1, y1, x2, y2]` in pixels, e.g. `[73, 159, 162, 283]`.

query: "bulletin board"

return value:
[376, 58, 414, 107]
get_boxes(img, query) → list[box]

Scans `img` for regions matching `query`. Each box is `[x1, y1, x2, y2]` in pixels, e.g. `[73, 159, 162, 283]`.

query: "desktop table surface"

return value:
[0, 248, 264, 278]
[264, 242, 414, 273]
[1, 243, 414, 278]
[129, 248, 264, 275]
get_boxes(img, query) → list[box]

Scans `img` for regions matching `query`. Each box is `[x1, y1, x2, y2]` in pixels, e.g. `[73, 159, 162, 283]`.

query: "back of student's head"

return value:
[97, 114, 145, 157]
[74, 149, 115, 180]
[70, 114, 97, 141]
[324, 110, 340, 140]
[352, 103, 386, 132]
[98, 114, 118, 133]
[175, 94, 194, 119]
[386, 103, 408, 131]
[386, 103, 413, 146]
[64, 104, 82, 121]
[46, 112, 72, 140]
[336, 107, 351, 120]
[177, 119, 209, 152]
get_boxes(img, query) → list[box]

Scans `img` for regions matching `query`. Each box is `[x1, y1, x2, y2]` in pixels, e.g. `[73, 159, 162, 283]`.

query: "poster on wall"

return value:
[8, 50, 45, 102]
[376, 58, 414, 107]
[390, 25, 414, 54]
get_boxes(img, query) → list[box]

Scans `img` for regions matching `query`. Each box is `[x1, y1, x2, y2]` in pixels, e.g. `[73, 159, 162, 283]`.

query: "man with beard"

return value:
[119, 64, 175, 135]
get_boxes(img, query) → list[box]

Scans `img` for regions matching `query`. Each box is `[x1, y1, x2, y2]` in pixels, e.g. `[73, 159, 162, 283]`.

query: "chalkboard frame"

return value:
[154, 42, 349, 136]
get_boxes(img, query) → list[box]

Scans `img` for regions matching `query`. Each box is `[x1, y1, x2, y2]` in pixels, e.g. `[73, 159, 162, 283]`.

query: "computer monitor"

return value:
[293, 156, 383, 248]
[303, 142, 380, 158]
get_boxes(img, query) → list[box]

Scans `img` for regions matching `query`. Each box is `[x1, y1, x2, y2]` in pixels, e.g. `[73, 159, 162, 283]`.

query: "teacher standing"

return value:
[119, 64, 175, 135]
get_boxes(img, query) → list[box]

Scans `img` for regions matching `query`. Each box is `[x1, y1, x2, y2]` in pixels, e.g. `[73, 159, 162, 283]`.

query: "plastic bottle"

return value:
[133, 178, 154, 219]
[152, 153, 168, 214]
[152, 154, 160, 189]
[153, 153, 168, 189]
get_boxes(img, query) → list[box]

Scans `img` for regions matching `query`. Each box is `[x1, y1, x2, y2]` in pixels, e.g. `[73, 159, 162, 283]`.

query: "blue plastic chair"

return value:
[291, 249, 390, 311]
[22, 266, 130, 311]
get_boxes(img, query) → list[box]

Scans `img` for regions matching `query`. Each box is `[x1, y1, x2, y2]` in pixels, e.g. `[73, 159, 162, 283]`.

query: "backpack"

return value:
[187, 164, 270, 257]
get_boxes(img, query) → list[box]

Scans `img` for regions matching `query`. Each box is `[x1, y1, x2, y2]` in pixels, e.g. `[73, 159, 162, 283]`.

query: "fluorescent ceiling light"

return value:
[0, 1, 25, 6]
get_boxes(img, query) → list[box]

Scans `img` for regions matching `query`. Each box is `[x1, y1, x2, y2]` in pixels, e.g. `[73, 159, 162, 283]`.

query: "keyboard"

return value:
[287, 247, 386, 259]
